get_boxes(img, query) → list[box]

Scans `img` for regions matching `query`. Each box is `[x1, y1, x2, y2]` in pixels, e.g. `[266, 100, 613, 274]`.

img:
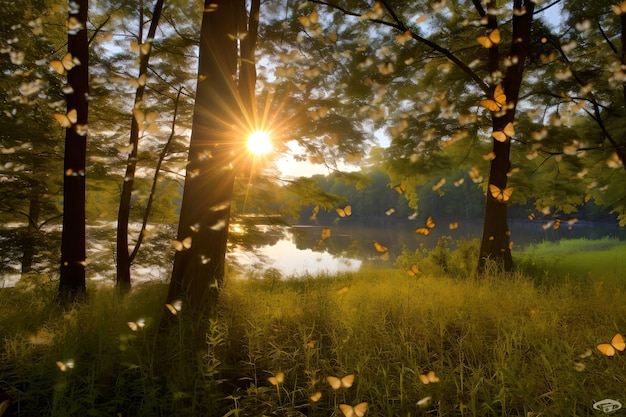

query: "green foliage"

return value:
[2, 241, 626, 416]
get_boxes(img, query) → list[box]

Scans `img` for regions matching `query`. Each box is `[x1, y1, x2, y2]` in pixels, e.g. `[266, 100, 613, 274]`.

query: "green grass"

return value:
[1, 239, 625, 416]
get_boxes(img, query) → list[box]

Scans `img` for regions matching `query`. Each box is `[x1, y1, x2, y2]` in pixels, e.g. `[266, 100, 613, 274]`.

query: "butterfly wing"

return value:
[611, 333, 625, 352]
[597, 343, 616, 356]
[326, 376, 341, 389]
[344, 205, 352, 216]
[353, 402, 368, 417]
[426, 216, 435, 229]
[341, 374, 355, 388]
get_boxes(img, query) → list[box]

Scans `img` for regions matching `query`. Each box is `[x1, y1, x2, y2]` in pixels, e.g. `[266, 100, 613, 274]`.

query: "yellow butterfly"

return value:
[310, 391, 322, 402]
[415, 216, 435, 235]
[54, 109, 78, 128]
[597, 333, 625, 356]
[477, 28, 501, 48]
[336, 205, 352, 217]
[479, 84, 506, 112]
[268, 372, 284, 386]
[394, 184, 406, 194]
[419, 370, 440, 384]
[298, 10, 319, 27]
[449, 222, 459, 230]
[50, 52, 79, 74]
[489, 184, 513, 203]
[373, 240, 388, 253]
[172, 236, 192, 251]
[339, 402, 368, 417]
[321, 228, 331, 240]
[310, 205, 319, 221]
[326, 374, 355, 390]
[130, 41, 151, 55]
[406, 264, 420, 276]
[492, 122, 515, 142]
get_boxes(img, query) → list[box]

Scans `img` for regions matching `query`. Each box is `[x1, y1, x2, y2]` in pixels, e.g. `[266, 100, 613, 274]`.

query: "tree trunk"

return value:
[116, 0, 164, 293]
[166, 0, 243, 316]
[477, 0, 534, 272]
[58, 0, 89, 301]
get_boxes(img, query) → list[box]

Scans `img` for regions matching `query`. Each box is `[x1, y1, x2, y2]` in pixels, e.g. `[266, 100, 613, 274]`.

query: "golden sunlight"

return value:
[247, 130, 273, 156]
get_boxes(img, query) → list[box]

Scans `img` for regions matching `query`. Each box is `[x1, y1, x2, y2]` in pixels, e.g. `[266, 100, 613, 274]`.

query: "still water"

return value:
[229, 218, 626, 278]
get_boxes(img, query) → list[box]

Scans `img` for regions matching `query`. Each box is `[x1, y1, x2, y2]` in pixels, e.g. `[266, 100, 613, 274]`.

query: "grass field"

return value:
[0, 238, 625, 416]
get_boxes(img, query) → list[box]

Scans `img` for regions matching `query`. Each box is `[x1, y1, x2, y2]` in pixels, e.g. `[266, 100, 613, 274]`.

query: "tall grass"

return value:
[1, 239, 625, 416]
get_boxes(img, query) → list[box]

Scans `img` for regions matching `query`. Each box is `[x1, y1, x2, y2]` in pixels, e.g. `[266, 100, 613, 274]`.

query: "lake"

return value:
[227, 217, 626, 278]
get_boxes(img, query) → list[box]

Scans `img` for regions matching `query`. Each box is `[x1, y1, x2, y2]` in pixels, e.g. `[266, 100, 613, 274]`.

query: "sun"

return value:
[247, 130, 273, 156]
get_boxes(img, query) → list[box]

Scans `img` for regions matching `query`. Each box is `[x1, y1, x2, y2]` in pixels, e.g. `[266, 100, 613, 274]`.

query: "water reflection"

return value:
[230, 218, 625, 278]
[229, 229, 362, 277]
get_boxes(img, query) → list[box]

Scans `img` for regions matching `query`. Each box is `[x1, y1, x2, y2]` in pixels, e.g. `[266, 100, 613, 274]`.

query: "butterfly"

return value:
[310, 391, 322, 402]
[336, 286, 350, 295]
[336, 205, 352, 217]
[56, 359, 75, 372]
[54, 109, 78, 128]
[385, 208, 395, 216]
[394, 184, 406, 194]
[613, 0, 626, 14]
[321, 228, 331, 240]
[373, 240, 388, 253]
[406, 264, 420, 276]
[165, 299, 182, 316]
[597, 333, 625, 356]
[477, 28, 501, 48]
[298, 10, 319, 27]
[127, 318, 145, 331]
[339, 402, 368, 417]
[449, 222, 459, 230]
[50, 52, 79, 74]
[310, 205, 319, 221]
[417, 396, 432, 408]
[415, 216, 435, 235]
[268, 372, 284, 386]
[492, 122, 515, 142]
[130, 41, 151, 55]
[479, 84, 506, 112]
[172, 236, 192, 251]
[326, 374, 354, 390]
[419, 370, 440, 384]
[489, 184, 513, 203]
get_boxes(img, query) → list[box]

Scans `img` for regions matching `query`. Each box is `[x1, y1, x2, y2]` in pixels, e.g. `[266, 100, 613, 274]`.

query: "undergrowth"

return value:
[0, 238, 625, 416]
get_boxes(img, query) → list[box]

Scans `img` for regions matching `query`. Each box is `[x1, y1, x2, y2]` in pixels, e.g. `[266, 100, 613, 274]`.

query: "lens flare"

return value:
[247, 130, 272, 156]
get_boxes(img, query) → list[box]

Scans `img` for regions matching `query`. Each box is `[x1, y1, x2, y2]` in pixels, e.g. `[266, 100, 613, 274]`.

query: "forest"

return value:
[1, 0, 626, 415]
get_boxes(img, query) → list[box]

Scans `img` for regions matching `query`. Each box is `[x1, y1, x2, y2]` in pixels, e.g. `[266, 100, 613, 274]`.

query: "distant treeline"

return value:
[290, 168, 618, 224]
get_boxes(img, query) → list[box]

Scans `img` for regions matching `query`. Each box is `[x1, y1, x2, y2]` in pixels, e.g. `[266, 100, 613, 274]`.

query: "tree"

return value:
[58, 0, 89, 300]
[293, 0, 542, 271]
[116, 0, 165, 292]
[166, 0, 255, 315]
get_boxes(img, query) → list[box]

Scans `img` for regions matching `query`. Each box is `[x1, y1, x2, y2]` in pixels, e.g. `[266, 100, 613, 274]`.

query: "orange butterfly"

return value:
[477, 28, 501, 48]
[449, 222, 459, 230]
[339, 402, 368, 417]
[373, 240, 388, 253]
[597, 333, 625, 356]
[321, 228, 331, 240]
[415, 216, 435, 235]
[394, 184, 406, 194]
[479, 84, 506, 112]
[419, 370, 440, 384]
[336, 205, 352, 217]
[489, 184, 513, 203]
[492, 122, 515, 142]
[268, 372, 284, 386]
[326, 374, 354, 390]
[406, 264, 420, 276]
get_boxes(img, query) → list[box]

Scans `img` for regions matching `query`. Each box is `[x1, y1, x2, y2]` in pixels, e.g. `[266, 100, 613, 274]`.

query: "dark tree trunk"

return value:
[477, 0, 534, 272]
[58, 0, 89, 301]
[116, 0, 164, 293]
[166, 0, 243, 316]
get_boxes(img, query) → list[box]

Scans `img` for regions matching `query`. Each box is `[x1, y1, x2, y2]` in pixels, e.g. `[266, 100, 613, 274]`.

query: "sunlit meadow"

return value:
[1, 238, 625, 416]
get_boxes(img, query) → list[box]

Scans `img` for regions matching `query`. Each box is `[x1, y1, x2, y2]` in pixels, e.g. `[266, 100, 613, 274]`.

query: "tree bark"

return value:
[58, 0, 89, 301]
[477, 0, 534, 272]
[166, 0, 243, 316]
